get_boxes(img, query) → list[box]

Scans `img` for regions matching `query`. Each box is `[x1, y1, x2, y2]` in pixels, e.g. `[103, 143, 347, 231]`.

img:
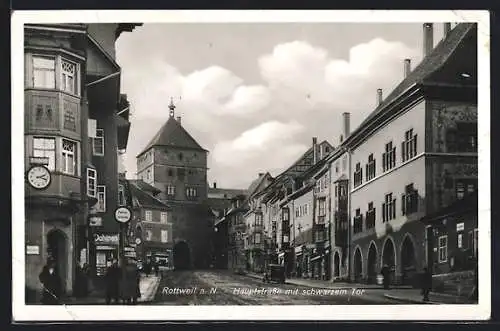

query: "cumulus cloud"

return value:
[119, 31, 420, 188]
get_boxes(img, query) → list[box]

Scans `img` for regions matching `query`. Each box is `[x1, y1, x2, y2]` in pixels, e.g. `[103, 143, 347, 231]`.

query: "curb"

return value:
[139, 276, 161, 303]
[383, 294, 438, 304]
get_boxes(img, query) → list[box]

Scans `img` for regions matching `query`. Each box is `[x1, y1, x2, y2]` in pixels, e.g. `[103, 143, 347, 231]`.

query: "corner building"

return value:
[347, 23, 477, 285]
[24, 23, 140, 299]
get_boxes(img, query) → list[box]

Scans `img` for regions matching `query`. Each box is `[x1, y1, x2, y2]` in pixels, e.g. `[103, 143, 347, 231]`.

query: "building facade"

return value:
[346, 23, 477, 285]
[136, 100, 213, 269]
[126, 180, 173, 267]
[24, 23, 141, 300]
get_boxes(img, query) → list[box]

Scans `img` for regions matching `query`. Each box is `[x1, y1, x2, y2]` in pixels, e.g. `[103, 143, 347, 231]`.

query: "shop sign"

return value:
[115, 206, 132, 223]
[26, 245, 39, 255]
[94, 233, 119, 245]
[456, 222, 465, 232]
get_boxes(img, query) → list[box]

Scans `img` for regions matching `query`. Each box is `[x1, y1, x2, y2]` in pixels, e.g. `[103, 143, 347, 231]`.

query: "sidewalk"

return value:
[62, 274, 161, 305]
[245, 272, 412, 290]
[244, 272, 476, 304]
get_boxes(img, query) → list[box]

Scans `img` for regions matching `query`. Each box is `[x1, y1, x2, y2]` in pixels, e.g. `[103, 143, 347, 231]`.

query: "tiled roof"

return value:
[128, 180, 161, 195]
[350, 23, 475, 138]
[128, 181, 170, 210]
[208, 187, 247, 198]
[137, 116, 207, 157]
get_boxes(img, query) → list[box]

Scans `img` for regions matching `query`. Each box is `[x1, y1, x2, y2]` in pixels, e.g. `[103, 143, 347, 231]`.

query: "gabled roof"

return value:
[128, 181, 170, 210]
[247, 172, 273, 198]
[347, 23, 476, 145]
[137, 116, 207, 158]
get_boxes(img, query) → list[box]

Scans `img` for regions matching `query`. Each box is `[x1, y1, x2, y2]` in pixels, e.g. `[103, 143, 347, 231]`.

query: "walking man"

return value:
[421, 267, 433, 302]
[39, 259, 62, 305]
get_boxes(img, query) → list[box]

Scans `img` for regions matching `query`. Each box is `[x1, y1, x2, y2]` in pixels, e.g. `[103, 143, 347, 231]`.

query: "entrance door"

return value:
[47, 230, 67, 293]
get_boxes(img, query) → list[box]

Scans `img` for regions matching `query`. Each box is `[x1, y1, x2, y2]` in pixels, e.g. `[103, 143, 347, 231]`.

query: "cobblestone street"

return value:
[151, 270, 405, 305]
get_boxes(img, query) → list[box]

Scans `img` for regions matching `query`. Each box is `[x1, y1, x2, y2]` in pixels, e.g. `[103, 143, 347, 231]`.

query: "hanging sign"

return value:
[115, 206, 132, 223]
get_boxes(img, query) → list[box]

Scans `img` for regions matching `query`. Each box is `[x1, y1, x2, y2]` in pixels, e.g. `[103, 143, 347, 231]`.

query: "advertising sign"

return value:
[115, 207, 132, 223]
[93, 233, 119, 245]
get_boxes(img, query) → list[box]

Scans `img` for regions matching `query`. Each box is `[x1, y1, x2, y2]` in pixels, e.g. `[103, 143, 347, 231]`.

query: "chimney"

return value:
[312, 137, 318, 164]
[258, 173, 265, 177]
[213, 182, 217, 189]
[176, 116, 181, 124]
[404, 59, 411, 78]
[423, 23, 434, 57]
[377, 89, 383, 106]
[443, 23, 452, 38]
[342, 112, 350, 139]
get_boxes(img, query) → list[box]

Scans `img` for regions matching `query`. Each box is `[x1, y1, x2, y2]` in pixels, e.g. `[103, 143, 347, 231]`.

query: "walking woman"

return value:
[39, 259, 62, 305]
[120, 258, 141, 304]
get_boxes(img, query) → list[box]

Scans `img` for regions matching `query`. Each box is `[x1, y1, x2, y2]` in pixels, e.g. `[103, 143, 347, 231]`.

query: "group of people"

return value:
[38, 257, 142, 305]
[380, 264, 433, 301]
[104, 258, 141, 305]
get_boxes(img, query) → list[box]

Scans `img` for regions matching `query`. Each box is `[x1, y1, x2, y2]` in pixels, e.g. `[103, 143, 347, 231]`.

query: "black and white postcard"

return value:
[11, 10, 490, 321]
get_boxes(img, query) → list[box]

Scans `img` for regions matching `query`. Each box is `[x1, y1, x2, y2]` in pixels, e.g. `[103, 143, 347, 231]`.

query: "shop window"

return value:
[33, 137, 56, 171]
[93, 129, 105, 156]
[32, 56, 56, 89]
[87, 168, 97, 197]
[62, 139, 77, 175]
[438, 235, 448, 263]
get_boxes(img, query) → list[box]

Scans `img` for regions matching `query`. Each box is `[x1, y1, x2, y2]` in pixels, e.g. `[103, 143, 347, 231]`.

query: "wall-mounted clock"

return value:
[27, 165, 51, 190]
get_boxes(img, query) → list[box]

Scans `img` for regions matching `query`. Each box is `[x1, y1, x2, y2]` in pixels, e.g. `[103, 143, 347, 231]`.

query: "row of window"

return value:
[143, 210, 168, 223]
[352, 180, 476, 234]
[30, 55, 79, 96]
[354, 129, 418, 188]
[295, 203, 310, 218]
[143, 229, 169, 243]
[438, 229, 478, 263]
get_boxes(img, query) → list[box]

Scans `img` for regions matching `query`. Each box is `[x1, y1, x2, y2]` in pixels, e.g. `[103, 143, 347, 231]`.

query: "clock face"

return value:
[27, 166, 51, 189]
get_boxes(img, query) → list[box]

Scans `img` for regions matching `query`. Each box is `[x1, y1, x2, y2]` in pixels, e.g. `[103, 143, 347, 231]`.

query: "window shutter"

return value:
[392, 199, 396, 219]
[382, 203, 386, 222]
[392, 147, 396, 167]
[413, 134, 418, 155]
[382, 153, 386, 171]
[401, 141, 406, 162]
[414, 190, 419, 212]
[401, 194, 406, 215]
[88, 119, 97, 138]
[365, 164, 369, 180]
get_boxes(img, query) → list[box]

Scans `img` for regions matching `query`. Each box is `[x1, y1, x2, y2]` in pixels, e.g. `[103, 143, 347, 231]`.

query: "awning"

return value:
[86, 71, 121, 110]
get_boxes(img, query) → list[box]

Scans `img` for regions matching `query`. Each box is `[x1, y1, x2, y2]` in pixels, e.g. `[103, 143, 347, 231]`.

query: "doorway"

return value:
[47, 229, 67, 293]
[173, 241, 191, 270]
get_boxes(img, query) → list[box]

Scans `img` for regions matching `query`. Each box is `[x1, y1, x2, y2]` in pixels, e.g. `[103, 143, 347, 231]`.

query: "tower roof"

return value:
[137, 116, 207, 158]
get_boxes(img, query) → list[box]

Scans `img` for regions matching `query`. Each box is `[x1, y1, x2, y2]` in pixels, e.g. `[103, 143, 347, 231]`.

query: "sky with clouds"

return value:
[115, 23, 447, 189]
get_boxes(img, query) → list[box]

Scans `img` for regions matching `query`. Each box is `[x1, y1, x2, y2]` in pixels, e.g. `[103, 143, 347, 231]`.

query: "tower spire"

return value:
[168, 97, 176, 117]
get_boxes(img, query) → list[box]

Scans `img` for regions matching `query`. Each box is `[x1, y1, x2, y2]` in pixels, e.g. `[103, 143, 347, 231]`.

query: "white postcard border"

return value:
[11, 10, 491, 321]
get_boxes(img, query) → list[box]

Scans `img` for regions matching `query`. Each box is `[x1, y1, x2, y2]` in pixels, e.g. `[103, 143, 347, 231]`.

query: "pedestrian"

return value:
[381, 264, 390, 290]
[154, 261, 159, 277]
[105, 258, 121, 304]
[421, 267, 433, 302]
[81, 263, 90, 297]
[121, 259, 140, 304]
[38, 259, 62, 305]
